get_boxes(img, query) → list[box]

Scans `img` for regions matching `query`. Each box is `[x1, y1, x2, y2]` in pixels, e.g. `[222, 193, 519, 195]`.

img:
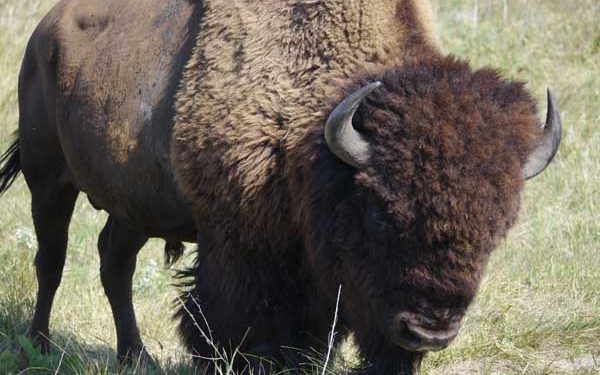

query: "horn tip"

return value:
[366, 81, 383, 91]
[543, 87, 561, 131]
[546, 87, 556, 103]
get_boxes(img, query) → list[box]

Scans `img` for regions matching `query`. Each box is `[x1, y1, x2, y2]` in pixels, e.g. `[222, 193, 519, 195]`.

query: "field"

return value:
[0, 0, 599, 374]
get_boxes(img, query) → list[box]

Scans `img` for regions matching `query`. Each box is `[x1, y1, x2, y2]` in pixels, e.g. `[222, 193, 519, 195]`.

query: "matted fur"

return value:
[172, 1, 541, 373]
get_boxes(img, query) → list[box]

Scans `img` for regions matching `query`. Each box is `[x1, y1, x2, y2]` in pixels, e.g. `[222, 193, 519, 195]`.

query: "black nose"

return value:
[389, 315, 460, 352]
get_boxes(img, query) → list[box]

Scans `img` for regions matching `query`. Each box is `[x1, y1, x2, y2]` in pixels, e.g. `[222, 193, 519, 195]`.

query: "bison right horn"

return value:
[325, 82, 382, 169]
[522, 88, 562, 180]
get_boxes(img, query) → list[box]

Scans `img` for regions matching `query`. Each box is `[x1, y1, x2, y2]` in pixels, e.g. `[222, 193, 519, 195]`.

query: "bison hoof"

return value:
[118, 346, 156, 368]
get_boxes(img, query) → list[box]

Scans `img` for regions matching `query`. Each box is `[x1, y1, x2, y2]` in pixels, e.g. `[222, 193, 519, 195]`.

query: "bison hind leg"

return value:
[26, 182, 79, 353]
[97, 216, 149, 363]
[19, 47, 80, 352]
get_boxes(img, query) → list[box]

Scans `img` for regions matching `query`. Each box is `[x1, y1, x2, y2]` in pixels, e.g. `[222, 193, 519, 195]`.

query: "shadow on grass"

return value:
[0, 296, 199, 375]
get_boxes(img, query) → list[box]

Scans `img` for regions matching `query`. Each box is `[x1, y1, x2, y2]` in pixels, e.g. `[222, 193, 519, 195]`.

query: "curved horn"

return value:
[325, 82, 382, 169]
[523, 88, 562, 180]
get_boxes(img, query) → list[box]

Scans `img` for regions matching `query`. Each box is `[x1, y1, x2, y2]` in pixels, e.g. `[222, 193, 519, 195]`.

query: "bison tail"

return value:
[0, 133, 21, 196]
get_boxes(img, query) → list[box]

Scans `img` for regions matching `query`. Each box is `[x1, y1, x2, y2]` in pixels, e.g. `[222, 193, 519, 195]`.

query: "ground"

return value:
[0, 0, 598, 374]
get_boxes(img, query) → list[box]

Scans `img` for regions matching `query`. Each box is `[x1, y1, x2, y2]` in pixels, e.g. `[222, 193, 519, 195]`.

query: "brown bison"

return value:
[0, 0, 561, 374]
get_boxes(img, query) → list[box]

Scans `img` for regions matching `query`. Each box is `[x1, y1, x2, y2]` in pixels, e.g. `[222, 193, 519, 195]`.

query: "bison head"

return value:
[309, 58, 561, 373]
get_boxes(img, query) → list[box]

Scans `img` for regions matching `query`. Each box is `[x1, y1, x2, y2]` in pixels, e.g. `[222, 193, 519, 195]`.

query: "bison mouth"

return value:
[385, 311, 462, 352]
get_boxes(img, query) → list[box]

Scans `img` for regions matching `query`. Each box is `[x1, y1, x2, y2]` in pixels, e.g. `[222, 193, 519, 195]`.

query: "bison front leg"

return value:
[176, 245, 305, 374]
[349, 336, 424, 375]
[97, 216, 149, 364]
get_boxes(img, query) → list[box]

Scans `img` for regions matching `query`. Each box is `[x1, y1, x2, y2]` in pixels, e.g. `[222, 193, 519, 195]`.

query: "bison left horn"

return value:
[325, 82, 382, 169]
[523, 88, 562, 180]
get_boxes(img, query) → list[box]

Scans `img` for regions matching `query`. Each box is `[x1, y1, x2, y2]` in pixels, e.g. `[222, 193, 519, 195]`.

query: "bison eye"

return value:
[365, 204, 390, 235]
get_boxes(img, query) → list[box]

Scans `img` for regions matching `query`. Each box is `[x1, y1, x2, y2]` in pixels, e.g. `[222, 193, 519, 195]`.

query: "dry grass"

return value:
[1, 0, 599, 374]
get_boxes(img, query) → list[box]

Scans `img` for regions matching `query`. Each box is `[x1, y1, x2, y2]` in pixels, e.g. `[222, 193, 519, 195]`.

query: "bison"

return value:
[0, 0, 561, 374]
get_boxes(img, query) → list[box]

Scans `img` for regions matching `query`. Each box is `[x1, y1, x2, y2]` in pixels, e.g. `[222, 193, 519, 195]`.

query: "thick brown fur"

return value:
[172, 1, 541, 374]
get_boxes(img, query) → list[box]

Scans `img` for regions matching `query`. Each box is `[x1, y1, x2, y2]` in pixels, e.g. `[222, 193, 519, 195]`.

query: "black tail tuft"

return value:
[0, 133, 21, 195]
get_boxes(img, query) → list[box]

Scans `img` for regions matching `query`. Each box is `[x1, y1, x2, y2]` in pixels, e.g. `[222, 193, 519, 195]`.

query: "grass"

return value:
[0, 0, 599, 374]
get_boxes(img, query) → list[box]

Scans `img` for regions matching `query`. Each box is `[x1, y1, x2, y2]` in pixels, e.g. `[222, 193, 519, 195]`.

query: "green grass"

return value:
[0, 0, 599, 374]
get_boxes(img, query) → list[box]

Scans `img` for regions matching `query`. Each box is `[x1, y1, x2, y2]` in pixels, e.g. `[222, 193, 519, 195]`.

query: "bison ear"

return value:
[325, 82, 382, 169]
[522, 88, 562, 180]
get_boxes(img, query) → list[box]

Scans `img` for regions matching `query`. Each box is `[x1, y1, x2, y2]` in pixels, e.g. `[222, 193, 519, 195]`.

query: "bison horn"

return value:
[523, 88, 562, 180]
[325, 82, 382, 168]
